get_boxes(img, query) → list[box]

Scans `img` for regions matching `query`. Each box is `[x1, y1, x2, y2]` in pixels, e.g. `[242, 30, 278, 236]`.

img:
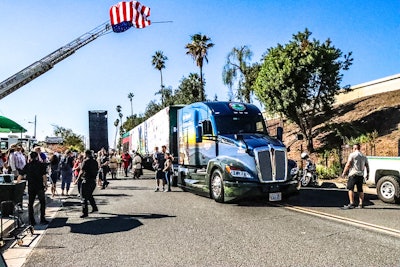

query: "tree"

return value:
[128, 93, 134, 117]
[144, 100, 162, 118]
[116, 105, 124, 150]
[185, 33, 214, 101]
[113, 119, 119, 150]
[222, 45, 253, 103]
[53, 125, 85, 152]
[152, 51, 168, 105]
[123, 114, 145, 132]
[254, 29, 353, 152]
[173, 73, 203, 104]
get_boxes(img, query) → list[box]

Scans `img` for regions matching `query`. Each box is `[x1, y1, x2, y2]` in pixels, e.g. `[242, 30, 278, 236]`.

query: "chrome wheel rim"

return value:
[301, 176, 310, 186]
[212, 174, 222, 198]
[380, 181, 395, 199]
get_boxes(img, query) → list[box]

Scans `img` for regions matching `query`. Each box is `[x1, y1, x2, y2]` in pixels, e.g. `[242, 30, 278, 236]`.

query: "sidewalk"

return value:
[0, 168, 142, 243]
[0, 182, 67, 246]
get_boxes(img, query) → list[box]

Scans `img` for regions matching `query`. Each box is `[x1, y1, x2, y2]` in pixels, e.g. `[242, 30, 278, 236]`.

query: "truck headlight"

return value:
[225, 166, 253, 179]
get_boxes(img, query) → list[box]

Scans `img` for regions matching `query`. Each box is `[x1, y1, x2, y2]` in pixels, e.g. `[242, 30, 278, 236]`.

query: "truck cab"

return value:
[177, 102, 298, 203]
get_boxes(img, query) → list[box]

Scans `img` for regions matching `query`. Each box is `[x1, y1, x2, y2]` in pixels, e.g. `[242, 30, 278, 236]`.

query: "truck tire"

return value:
[376, 175, 400, 204]
[210, 169, 224, 203]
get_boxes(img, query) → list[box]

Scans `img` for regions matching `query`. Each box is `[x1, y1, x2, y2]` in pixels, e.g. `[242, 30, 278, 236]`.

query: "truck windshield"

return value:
[214, 115, 267, 134]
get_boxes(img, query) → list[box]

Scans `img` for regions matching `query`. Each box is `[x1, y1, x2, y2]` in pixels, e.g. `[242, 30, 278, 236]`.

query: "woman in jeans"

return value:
[163, 153, 173, 192]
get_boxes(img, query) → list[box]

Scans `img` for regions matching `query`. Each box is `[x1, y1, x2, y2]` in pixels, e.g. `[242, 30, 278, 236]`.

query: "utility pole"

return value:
[29, 115, 37, 139]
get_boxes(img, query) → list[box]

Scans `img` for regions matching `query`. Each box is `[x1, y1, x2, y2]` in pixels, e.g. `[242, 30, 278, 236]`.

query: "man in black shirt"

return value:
[17, 151, 48, 225]
[78, 150, 99, 218]
[154, 145, 167, 191]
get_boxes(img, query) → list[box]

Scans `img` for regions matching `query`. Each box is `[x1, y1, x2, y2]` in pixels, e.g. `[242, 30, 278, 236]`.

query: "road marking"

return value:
[274, 203, 400, 238]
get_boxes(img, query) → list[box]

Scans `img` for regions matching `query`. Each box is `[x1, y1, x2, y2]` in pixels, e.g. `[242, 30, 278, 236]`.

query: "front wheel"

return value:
[376, 176, 400, 204]
[210, 169, 224, 203]
[300, 173, 311, 187]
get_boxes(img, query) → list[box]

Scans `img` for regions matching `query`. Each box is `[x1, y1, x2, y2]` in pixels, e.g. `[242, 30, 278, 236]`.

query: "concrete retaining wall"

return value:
[335, 73, 400, 105]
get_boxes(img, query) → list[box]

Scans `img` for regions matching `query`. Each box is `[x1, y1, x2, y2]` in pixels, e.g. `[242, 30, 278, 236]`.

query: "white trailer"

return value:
[127, 106, 183, 165]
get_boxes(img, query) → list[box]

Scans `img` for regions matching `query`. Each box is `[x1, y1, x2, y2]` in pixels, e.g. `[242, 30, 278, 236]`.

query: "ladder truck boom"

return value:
[0, 22, 111, 100]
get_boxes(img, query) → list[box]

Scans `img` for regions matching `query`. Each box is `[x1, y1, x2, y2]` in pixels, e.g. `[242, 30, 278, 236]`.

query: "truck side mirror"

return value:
[196, 125, 203, 143]
[277, 127, 283, 141]
[202, 120, 212, 135]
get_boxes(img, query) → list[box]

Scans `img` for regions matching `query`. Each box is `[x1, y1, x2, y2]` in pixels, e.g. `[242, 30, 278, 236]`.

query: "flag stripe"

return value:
[109, 1, 151, 32]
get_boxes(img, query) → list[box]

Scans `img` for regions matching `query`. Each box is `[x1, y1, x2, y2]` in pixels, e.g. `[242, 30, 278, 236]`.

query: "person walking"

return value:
[73, 153, 84, 196]
[341, 143, 370, 209]
[100, 150, 110, 189]
[121, 151, 132, 177]
[49, 153, 60, 197]
[78, 150, 99, 218]
[163, 152, 173, 192]
[154, 146, 166, 192]
[17, 151, 49, 225]
[132, 151, 143, 179]
[60, 150, 74, 196]
[109, 151, 118, 179]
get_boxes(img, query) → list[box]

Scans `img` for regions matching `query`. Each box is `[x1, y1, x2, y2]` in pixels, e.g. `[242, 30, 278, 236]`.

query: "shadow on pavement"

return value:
[236, 187, 380, 208]
[286, 188, 378, 208]
[48, 213, 176, 235]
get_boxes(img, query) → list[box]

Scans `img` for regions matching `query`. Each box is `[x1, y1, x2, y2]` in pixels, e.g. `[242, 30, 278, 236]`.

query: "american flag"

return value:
[109, 1, 151, 33]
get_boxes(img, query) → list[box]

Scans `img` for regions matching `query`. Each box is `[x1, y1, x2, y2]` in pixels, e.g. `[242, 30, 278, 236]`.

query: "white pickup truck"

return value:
[365, 156, 400, 204]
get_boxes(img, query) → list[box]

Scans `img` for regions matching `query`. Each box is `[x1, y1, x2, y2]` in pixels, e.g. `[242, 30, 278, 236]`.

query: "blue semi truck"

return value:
[177, 101, 298, 203]
[126, 101, 298, 203]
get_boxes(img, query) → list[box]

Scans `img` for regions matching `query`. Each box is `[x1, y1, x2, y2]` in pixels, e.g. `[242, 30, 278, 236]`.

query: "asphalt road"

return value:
[6, 171, 400, 267]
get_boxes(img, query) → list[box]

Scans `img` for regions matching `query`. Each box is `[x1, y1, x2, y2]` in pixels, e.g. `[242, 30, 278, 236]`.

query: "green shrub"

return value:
[316, 164, 341, 180]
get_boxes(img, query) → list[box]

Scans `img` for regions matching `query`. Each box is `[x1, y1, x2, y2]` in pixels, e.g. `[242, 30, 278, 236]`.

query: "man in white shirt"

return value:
[341, 143, 370, 209]
[14, 145, 27, 173]
[7, 146, 17, 176]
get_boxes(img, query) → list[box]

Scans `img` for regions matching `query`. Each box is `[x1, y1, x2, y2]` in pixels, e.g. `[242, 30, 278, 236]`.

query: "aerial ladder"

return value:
[0, 22, 111, 100]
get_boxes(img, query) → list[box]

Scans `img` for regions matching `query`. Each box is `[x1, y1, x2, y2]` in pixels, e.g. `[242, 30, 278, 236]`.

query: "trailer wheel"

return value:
[376, 175, 400, 204]
[211, 169, 224, 203]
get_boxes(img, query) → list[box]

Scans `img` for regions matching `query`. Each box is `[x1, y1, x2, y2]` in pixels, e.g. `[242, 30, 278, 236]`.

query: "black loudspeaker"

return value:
[88, 111, 109, 153]
[1, 201, 14, 217]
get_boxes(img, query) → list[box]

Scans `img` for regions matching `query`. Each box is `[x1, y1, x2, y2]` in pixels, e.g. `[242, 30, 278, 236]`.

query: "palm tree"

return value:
[222, 45, 253, 103]
[119, 112, 123, 131]
[113, 118, 119, 149]
[185, 33, 214, 101]
[116, 105, 123, 147]
[128, 93, 134, 117]
[151, 51, 168, 105]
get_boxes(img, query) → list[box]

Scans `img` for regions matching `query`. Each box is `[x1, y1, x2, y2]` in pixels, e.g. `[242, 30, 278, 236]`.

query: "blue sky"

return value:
[0, 0, 399, 147]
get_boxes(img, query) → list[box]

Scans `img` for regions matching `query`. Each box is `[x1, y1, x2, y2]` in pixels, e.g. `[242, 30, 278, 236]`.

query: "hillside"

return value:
[281, 89, 400, 160]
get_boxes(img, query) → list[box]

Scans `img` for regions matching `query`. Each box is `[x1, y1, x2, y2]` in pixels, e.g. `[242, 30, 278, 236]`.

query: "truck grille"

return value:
[255, 147, 287, 182]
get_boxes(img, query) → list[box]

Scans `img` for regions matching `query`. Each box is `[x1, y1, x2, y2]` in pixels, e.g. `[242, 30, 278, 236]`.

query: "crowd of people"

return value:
[1, 144, 147, 222]
[0, 142, 173, 226]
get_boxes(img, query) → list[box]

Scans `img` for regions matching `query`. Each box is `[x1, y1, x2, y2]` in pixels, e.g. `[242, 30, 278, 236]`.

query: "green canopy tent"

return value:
[0, 116, 27, 136]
